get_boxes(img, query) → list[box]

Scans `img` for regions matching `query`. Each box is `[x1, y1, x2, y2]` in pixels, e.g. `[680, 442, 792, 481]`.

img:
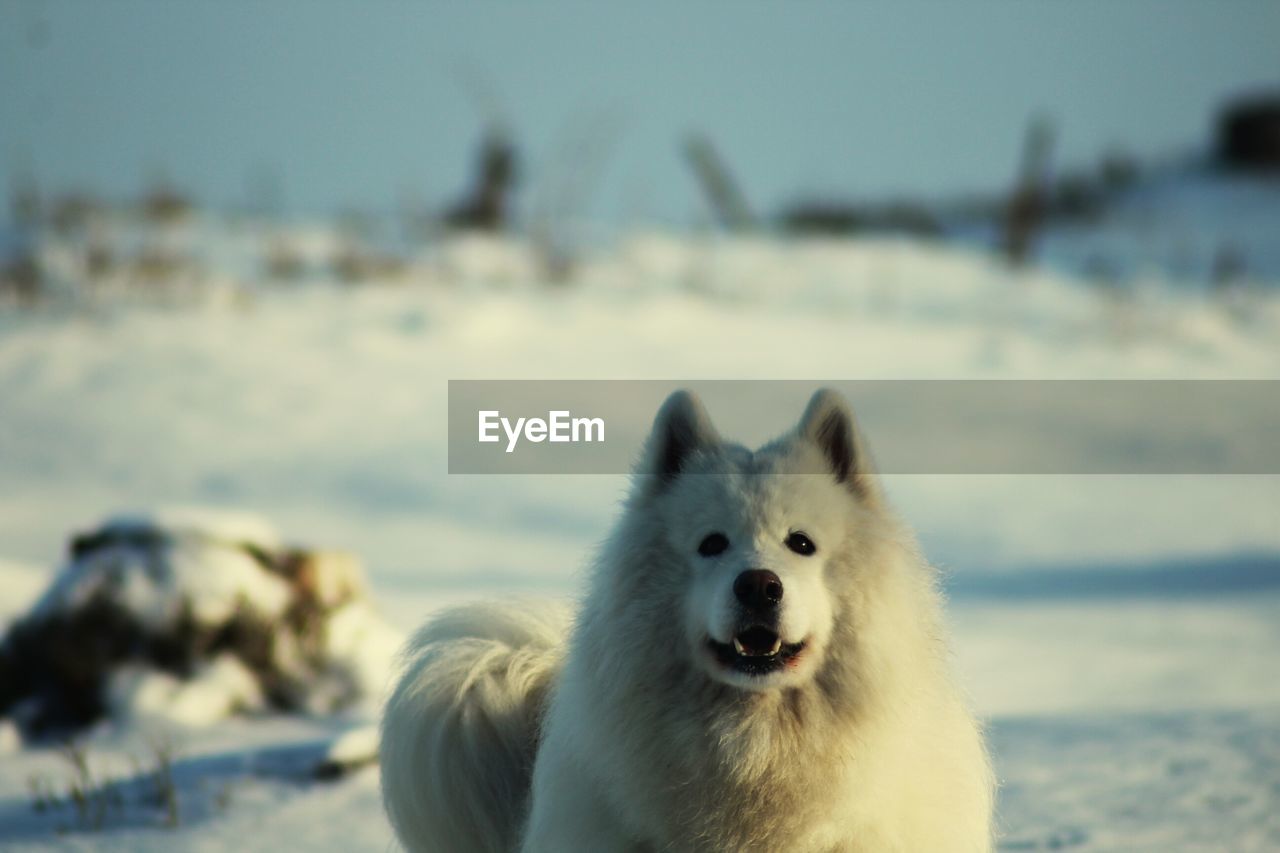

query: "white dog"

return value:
[381, 389, 994, 851]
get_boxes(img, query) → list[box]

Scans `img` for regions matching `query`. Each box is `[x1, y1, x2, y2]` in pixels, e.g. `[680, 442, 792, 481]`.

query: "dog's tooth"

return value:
[769, 637, 782, 655]
[732, 636, 746, 655]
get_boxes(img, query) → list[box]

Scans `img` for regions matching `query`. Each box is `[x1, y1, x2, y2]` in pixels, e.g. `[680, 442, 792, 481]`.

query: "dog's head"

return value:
[629, 388, 883, 692]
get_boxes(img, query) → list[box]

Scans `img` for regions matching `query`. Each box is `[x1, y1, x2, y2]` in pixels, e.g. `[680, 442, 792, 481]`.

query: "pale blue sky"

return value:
[2, 1, 1278, 224]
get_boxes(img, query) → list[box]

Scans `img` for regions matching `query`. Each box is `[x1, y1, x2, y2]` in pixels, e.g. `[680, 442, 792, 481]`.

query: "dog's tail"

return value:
[380, 600, 570, 853]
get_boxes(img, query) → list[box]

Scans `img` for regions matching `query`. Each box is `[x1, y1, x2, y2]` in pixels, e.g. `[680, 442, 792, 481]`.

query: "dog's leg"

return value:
[521, 798, 639, 852]
[521, 751, 641, 853]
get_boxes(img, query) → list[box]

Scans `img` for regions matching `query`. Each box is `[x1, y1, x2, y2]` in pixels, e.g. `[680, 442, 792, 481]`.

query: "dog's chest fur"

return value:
[588, 653, 864, 853]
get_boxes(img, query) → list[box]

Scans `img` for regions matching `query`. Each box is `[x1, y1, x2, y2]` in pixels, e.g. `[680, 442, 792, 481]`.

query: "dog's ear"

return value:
[639, 390, 720, 488]
[797, 388, 880, 503]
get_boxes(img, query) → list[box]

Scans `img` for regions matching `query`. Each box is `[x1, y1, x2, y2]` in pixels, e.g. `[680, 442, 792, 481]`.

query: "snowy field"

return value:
[1, 224, 1279, 850]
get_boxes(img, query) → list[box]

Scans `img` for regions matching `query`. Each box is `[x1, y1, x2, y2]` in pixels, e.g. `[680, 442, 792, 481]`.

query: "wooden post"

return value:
[1003, 117, 1054, 266]
[683, 133, 756, 232]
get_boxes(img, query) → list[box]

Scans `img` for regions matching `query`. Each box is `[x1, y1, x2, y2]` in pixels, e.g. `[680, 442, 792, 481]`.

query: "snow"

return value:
[105, 655, 266, 729]
[1032, 171, 1280, 289]
[993, 709, 1280, 851]
[1, 215, 1279, 849]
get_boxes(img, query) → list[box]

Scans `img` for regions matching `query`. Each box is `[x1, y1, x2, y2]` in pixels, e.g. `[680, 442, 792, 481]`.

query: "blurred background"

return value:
[4, 1, 1280, 279]
[1, 2, 1279, 850]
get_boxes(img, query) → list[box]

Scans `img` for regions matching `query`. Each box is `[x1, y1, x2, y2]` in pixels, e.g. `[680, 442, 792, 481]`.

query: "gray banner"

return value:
[447, 380, 1280, 475]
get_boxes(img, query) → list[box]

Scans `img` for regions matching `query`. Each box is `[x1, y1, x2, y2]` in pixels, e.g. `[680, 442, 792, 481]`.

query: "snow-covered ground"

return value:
[1, 224, 1278, 850]
[955, 168, 1280, 291]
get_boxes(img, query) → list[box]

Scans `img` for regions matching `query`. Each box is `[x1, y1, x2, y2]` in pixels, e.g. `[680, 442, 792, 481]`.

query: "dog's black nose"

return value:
[734, 569, 783, 610]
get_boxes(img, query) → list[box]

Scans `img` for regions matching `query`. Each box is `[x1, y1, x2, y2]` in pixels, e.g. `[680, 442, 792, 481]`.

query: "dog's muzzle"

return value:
[707, 624, 806, 677]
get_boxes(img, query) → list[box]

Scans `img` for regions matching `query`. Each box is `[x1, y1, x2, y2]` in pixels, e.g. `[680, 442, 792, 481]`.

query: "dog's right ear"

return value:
[637, 390, 720, 490]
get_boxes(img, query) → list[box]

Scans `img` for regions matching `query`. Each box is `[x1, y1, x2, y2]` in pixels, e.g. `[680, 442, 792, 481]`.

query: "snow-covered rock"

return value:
[0, 510, 403, 736]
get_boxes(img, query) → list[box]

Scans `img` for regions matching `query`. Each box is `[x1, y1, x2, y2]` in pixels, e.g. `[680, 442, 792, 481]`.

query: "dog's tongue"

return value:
[734, 627, 782, 657]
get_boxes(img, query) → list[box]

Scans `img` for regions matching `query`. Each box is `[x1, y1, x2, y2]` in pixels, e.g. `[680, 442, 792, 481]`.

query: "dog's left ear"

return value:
[797, 389, 881, 503]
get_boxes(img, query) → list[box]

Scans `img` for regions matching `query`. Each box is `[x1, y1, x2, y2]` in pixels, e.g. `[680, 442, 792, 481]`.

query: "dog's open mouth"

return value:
[707, 627, 806, 676]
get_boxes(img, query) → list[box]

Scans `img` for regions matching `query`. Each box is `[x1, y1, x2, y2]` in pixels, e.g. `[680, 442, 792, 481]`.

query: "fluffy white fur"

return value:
[381, 389, 994, 852]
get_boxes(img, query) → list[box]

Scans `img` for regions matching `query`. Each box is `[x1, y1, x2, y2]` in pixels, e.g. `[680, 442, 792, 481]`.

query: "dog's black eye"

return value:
[698, 533, 729, 557]
[786, 531, 816, 556]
